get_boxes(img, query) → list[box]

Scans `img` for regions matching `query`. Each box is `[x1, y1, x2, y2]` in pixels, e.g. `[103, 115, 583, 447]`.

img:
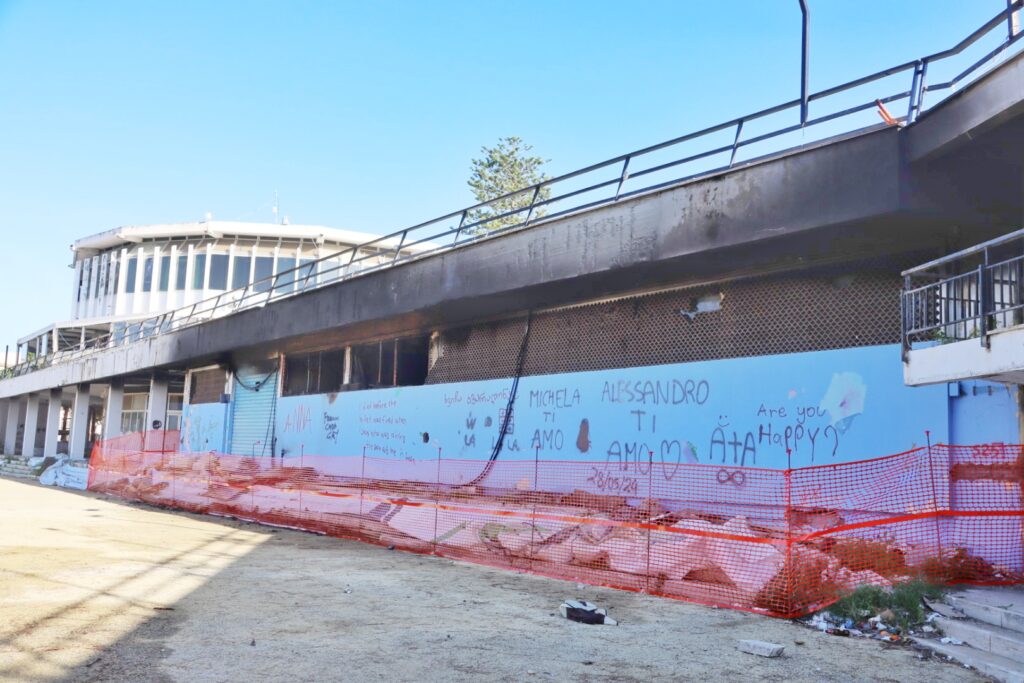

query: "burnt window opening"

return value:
[349, 335, 429, 389]
[283, 349, 345, 397]
[189, 368, 227, 405]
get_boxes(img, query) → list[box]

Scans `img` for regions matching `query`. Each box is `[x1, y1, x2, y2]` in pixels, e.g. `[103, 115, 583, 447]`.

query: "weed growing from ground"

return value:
[826, 580, 945, 631]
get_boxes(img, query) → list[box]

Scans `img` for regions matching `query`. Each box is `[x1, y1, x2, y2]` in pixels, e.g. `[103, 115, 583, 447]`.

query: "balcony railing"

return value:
[6, 1, 1024, 380]
[902, 227, 1024, 357]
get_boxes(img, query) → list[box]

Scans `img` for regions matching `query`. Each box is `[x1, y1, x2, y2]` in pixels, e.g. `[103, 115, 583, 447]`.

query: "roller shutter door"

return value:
[229, 362, 278, 456]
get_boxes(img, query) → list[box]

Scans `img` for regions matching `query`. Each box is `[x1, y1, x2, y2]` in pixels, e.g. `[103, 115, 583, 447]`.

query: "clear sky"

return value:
[0, 0, 1010, 352]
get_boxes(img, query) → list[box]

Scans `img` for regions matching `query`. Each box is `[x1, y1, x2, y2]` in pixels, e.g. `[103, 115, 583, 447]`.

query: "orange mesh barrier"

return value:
[87, 433, 1024, 617]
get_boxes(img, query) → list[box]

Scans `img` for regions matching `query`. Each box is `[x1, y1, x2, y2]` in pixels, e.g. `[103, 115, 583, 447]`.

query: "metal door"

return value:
[229, 361, 279, 456]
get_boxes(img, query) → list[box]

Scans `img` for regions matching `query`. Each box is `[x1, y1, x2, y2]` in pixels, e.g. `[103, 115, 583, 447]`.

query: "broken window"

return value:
[282, 350, 345, 396]
[349, 335, 429, 389]
[189, 368, 226, 405]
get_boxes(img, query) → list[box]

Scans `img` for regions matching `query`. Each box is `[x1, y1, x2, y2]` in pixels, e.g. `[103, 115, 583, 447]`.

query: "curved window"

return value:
[142, 257, 154, 292]
[176, 255, 187, 290]
[253, 257, 274, 293]
[125, 257, 138, 294]
[209, 254, 229, 290]
[192, 254, 206, 290]
[232, 256, 251, 289]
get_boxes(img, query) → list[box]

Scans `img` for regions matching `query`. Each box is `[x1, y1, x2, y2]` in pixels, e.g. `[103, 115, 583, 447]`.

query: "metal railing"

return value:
[902, 226, 1024, 355]
[8, 1, 1024, 379]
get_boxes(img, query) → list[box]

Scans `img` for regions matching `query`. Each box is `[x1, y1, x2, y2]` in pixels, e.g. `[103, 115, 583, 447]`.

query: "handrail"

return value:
[8, 1, 1024, 380]
[901, 227, 1024, 355]
[903, 225, 1024, 277]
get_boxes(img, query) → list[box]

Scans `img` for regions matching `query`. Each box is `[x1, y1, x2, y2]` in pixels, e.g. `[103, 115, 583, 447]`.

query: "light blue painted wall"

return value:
[181, 401, 229, 452]
[949, 380, 1020, 445]
[263, 343, 951, 469]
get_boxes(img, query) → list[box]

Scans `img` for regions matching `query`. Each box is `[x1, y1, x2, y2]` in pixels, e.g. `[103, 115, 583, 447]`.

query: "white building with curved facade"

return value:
[10, 219, 421, 455]
[18, 220, 420, 360]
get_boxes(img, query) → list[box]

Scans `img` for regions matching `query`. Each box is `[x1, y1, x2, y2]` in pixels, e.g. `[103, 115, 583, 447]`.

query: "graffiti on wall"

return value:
[256, 344, 948, 470]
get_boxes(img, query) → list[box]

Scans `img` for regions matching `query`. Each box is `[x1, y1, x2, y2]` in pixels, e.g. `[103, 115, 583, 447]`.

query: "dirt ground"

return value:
[0, 477, 984, 683]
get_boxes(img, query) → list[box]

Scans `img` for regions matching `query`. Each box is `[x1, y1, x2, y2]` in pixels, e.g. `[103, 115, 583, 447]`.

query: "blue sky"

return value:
[0, 0, 1009, 351]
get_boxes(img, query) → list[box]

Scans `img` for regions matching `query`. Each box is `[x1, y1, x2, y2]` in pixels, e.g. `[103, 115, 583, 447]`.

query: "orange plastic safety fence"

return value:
[86, 433, 1024, 617]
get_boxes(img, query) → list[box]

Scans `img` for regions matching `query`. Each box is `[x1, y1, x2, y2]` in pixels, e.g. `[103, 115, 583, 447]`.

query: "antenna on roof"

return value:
[272, 190, 280, 224]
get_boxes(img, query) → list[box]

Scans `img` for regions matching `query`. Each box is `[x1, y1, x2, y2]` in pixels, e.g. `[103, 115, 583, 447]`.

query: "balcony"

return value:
[902, 227, 1024, 385]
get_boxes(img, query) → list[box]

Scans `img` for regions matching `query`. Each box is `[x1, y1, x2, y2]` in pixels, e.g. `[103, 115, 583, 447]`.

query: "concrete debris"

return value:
[737, 640, 785, 658]
[939, 637, 964, 646]
[559, 600, 617, 626]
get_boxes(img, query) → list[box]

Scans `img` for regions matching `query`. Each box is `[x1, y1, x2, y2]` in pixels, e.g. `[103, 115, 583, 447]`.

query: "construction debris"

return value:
[559, 600, 617, 626]
[737, 639, 785, 658]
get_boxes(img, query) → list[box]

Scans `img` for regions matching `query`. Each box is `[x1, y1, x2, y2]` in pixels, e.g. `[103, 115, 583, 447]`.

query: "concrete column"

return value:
[68, 384, 91, 459]
[0, 399, 8, 455]
[4, 399, 20, 455]
[104, 380, 124, 440]
[21, 394, 40, 458]
[43, 388, 63, 458]
[147, 377, 169, 431]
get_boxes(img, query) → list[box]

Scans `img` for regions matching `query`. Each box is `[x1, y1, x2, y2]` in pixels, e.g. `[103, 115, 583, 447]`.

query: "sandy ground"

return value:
[0, 476, 984, 683]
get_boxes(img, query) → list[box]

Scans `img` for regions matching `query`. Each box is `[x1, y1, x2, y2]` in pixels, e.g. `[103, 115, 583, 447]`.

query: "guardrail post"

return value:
[979, 262, 990, 348]
[391, 230, 407, 263]
[523, 185, 541, 227]
[900, 281, 909, 361]
[453, 211, 468, 243]
[907, 60, 922, 122]
[915, 60, 929, 118]
[729, 120, 744, 167]
[614, 157, 631, 200]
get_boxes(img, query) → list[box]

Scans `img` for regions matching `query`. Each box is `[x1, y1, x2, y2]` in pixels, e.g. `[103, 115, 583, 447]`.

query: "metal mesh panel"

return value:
[428, 266, 901, 384]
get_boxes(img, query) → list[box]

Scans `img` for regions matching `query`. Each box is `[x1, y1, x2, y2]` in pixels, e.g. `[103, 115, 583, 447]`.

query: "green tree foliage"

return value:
[466, 136, 549, 233]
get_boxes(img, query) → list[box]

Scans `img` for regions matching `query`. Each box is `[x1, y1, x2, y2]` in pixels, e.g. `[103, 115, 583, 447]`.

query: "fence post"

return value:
[433, 446, 442, 556]
[646, 450, 655, 595]
[298, 449, 304, 516]
[925, 431, 945, 571]
[358, 446, 367, 537]
[529, 445, 540, 573]
[784, 449, 794, 617]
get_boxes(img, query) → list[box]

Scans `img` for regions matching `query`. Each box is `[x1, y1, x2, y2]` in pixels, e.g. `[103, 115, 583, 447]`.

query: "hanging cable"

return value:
[464, 311, 532, 486]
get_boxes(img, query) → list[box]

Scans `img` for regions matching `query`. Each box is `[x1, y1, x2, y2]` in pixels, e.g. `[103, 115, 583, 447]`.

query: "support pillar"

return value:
[68, 384, 91, 459]
[43, 388, 63, 458]
[21, 394, 40, 458]
[3, 399, 20, 455]
[147, 377, 169, 431]
[104, 380, 123, 441]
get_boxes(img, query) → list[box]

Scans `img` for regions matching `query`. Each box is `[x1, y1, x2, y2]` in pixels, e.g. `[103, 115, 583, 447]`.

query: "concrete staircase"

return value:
[914, 587, 1024, 683]
[0, 454, 36, 479]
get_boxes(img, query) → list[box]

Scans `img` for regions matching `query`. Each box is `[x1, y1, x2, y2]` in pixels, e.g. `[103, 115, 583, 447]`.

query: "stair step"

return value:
[912, 637, 1024, 683]
[936, 615, 1024, 664]
[948, 589, 1024, 634]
